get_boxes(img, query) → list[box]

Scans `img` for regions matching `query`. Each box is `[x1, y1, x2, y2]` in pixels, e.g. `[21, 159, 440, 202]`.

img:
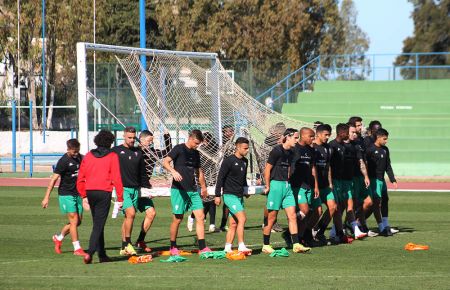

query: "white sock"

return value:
[72, 241, 81, 251]
[382, 217, 389, 228]
[56, 234, 64, 241]
[378, 223, 385, 232]
[188, 216, 194, 222]
[238, 242, 246, 250]
[352, 222, 362, 235]
[224, 243, 232, 251]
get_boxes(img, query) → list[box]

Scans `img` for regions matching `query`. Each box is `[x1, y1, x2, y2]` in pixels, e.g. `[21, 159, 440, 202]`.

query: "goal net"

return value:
[77, 43, 313, 195]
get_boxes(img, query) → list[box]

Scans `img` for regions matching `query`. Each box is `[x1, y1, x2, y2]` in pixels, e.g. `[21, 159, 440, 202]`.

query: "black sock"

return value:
[170, 240, 177, 248]
[263, 234, 271, 245]
[137, 230, 146, 243]
[263, 217, 268, 227]
[198, 239, 206, 250]
[125, 237, 131, 244]
[122, 241, 128, 249]
[303, 229, 312, 240]
[291, 234, 299, 244]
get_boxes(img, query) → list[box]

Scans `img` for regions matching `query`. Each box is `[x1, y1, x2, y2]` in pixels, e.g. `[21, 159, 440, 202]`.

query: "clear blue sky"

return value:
[353, 0, 414, 66]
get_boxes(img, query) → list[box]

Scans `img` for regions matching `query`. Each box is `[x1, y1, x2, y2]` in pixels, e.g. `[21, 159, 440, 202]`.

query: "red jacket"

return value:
[76, 148, 124, 202]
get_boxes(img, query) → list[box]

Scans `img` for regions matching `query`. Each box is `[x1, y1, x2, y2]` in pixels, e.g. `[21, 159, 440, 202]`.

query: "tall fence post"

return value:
[29, 100, 33, 177]
[415, 54, 419, 80]
[286, 64, 290, 103]
[12, 99, 17, 172]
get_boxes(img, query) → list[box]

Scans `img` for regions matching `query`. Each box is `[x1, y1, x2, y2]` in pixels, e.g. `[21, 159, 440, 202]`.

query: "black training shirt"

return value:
[290, 143, 315, 189]
[168, 143, 201, 191]
[366, 144, 396, 183]
[215, 155, 248, 197]
[267, 144, 293, 181]
[54, 153, 82, 196]
[313, 143, 331, 189]
[112, 145, 149, 188]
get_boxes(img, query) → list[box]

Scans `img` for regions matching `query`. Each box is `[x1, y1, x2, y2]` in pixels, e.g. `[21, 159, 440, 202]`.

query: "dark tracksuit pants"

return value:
[86, 190, 112, 258]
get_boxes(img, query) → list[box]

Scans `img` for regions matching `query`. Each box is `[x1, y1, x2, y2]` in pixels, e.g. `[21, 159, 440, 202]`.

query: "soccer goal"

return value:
[76, 42, 313, 195]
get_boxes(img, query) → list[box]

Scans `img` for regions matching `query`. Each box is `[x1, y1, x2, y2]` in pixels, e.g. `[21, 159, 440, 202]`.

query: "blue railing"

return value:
[256, 52, 449, 109]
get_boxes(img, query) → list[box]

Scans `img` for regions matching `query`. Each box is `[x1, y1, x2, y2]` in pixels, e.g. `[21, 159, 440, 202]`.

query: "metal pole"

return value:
[415, 54, 419, 80]
[29, 100, 33, 177]
[12, 100, 17, 172]
[17, 0, 21, 146]
[76, 43, 89, 153]
[139, 0, 148, 131]
[42, 0, 46, 143]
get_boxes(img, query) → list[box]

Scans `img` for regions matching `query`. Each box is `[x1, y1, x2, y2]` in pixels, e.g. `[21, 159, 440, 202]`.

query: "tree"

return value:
[395, 0, 450, 79]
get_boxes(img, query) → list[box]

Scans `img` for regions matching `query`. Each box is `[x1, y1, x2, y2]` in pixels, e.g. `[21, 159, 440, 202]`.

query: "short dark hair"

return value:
[374, 128, 389, 138]
[369, 120, 382, 131]
[66, 138, 80, 150]
[336, 123, 349, 135]
[316, 124, 332, 133]
[348, 116, 363, 126]
[139, 130, 153, 139]
[235, 137, 249, 145]
[283, 128, 298, 137]
[189, 129, 204, 142]
[94, 130, 115, 148]
[124, 126, 137, 133]
[346, 122, 356, 128]
[313, 121, 323, 129]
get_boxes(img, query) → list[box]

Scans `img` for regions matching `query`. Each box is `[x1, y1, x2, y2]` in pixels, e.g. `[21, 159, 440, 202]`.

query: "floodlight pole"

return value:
[139, 0, 148, 131]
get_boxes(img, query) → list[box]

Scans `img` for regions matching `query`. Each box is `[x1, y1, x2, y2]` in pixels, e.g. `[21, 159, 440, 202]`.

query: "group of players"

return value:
[42, 116, 398, 262]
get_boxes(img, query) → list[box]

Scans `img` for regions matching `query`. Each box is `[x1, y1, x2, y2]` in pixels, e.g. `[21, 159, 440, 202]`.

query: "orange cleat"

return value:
[404, 243, 429, 251]
[52, 235, 62, 254]
[73, 248, 87, 256]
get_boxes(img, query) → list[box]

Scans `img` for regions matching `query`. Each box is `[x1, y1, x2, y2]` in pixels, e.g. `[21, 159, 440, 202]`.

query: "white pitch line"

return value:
[0, 259, 41, 264]
[0, 275, 448, 279]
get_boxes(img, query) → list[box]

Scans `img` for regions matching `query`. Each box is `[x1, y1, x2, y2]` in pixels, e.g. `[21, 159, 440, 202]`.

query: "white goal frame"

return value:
[76, 42, 219, 153]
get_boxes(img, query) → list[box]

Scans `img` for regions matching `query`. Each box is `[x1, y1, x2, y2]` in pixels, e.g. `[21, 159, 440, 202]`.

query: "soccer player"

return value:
[364, 120, 382, 148]
[112, 126, 150, 256]
[262, 128, 310, 254]
[163, 129, 212, 255]
[77, 130, 124, 264]
[312, 124, 347, 244]
[218, 125, 235, 232]
[215, 137, 252, 254]
[134, 130, 172, 252]
[289, 127, 321, 246]
[329, 123, 368, 240]
[348, 117, 374, 235]
[41, 138, 86, 256]
[365, 128, 398, 236]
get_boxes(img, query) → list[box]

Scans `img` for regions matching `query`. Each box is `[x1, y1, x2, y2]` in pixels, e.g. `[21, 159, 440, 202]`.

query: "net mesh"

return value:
[114, 52, 313, 187]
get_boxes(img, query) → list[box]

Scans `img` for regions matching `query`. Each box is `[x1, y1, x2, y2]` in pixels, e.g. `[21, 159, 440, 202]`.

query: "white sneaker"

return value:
[367, 230, 379, 237]
[390, 228, 399, 234]
[238, 246, 252, 255]
[209, 224, 216, 232]
[187, 216, 194, 232]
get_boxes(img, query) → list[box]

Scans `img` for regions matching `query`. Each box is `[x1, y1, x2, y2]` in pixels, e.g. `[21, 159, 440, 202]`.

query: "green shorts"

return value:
[122, 187, 154, 213]
[266, 180, 296, 211]
[319, 187, 335, 203]
[170, 188, 203, 214]
[292, 187, 321, 209]
[369, 178, 386, 200]
[58, 195, 83, 215]
[353, 176, 371, 202]
[223, 194, 244, 215]
[332, 179, 353, 203]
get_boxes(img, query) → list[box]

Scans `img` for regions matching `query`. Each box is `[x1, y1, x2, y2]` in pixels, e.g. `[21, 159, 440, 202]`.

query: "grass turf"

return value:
[0, 187, 449, 289]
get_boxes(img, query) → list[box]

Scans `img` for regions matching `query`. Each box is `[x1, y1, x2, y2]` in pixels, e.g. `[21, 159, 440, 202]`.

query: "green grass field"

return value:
[0, 187, 449, 289]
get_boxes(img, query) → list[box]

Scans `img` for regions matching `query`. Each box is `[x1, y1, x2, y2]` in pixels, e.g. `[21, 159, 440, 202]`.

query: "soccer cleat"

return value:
[238, 246, 252, 256]
[367, 230, 379, 237]
[292, 243, 311, 253]
[83, 254, 92, 264]
[272, 222, 283, 233]
[120, 243, 137, 256]
[390, 228, 399, 234]
[262, 245, 275, 254]
[187, 217, 194, 232]
[169, 247, 180, 256]
[354, 231, 368, 240]
[315, 232, 328, 245]
[52, 235, 62, 254]
[332, 235, 354, 245]
[135, 241, 152, 253]
[198, 247, 212, 255]
[73, 248, 87, 256]
[380, 226, 393, 237]
[209, 224, 218, 233]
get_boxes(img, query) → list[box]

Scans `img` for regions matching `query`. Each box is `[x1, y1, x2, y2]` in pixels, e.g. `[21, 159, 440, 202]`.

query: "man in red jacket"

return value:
[77, 130, 123, 264]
